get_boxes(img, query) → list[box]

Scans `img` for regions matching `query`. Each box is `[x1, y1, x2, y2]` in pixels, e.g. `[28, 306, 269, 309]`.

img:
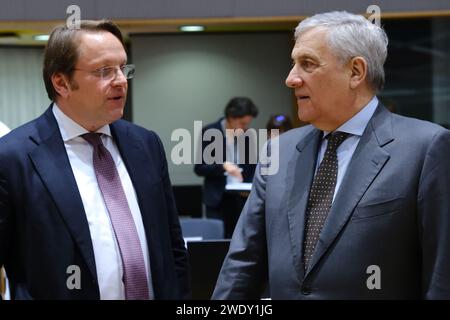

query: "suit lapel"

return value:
[110, 122, 163, 296]
[109, 122, 157, 239]
[28, 107, 97, 282]
[306, 105, 394, 275]
[286, 128, 322, 279]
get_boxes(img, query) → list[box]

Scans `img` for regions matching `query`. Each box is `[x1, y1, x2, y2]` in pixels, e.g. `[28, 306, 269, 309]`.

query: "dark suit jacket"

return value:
[0, 105, 190, 300]
[213, 104, 450, 299]
[194, 118, 256, 208]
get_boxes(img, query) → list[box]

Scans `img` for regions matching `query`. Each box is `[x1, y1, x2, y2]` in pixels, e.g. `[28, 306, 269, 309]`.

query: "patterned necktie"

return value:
[82, 133, 150, 300]
[302, 131, 349, 271]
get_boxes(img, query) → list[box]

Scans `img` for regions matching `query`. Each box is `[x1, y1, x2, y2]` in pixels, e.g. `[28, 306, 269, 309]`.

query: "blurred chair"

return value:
[179, 218, 225, 240]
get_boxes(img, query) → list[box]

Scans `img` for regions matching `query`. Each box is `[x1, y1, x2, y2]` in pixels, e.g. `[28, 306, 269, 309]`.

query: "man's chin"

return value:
[297, 110, 314, 124]
[107, 108, 125, 123]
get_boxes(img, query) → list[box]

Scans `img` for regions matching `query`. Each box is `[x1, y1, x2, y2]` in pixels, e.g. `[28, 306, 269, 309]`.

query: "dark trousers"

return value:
[206, 193, 246, 238]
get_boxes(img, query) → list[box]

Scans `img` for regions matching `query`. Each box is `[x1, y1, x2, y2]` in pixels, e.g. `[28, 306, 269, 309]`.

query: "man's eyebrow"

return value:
[291, 52, 319, 61]
[96, 58, 128, 67]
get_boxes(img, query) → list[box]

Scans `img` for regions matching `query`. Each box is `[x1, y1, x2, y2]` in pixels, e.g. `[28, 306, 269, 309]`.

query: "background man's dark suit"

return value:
[213, 104, 450, 299]
[194, 118, 256, 237]
[0, 106, 190, 299]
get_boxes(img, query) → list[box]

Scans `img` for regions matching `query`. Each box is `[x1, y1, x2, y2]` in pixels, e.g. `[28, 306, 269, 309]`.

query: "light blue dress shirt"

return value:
[315, 96, 379, 201]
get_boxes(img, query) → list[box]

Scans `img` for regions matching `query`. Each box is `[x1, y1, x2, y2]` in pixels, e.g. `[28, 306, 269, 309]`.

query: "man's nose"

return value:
[112, 69, 128, 86]
[285, 68, 303, 88]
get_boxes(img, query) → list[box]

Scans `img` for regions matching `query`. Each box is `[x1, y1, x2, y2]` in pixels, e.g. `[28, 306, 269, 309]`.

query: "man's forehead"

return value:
[291, 45, 318, 58]
[77, 31, 127, 64]
[292, 27, 329, 57]
[78, 31, 123, 51]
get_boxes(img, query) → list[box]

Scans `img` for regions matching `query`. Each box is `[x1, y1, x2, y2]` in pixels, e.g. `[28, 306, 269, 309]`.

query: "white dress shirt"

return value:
[221, 119, 242, 184]
[0, 121, 10, 137]
[316, 96, 379, 201]
[52, 104, 154, 300]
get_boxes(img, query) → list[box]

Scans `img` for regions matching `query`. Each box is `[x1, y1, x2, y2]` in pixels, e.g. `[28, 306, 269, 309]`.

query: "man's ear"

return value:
[349, 56, 368, 89]
[51, 73, 71, 98]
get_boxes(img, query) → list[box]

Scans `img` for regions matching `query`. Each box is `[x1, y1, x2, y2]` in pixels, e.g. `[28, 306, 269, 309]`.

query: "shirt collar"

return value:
[322, 96, 379, 139]
[52, 103, 112, 142]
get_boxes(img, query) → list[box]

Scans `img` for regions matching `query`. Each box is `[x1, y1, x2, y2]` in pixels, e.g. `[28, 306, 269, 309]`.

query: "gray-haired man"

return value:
[213, 11, 450, 299]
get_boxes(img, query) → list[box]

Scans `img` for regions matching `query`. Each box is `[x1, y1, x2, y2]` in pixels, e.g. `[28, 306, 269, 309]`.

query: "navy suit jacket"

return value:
[213, 104, 450, 299]
[194, 118, 256, 208]
[0, 105, 190, 299]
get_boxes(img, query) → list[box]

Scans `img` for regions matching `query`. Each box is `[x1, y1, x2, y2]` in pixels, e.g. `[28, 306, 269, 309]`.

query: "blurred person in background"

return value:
[194, 97, 258, 238]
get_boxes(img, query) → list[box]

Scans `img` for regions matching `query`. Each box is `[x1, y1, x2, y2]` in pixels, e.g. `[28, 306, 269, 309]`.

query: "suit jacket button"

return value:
[301, 286, 311, 295]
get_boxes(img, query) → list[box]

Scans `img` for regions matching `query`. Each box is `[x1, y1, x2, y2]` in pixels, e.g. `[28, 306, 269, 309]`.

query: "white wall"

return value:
[131, 32, 293, 185]
[0, 47, 50, 130]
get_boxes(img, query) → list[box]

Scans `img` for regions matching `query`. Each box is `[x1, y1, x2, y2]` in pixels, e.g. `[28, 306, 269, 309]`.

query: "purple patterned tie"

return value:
[82, 133, 150, 300]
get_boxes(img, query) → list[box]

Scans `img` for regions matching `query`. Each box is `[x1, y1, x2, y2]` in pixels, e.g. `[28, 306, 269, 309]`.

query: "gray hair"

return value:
[294, 11, 388, 92]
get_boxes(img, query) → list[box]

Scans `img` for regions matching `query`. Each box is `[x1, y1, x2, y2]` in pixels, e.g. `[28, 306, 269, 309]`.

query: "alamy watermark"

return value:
[367, 5, 381, 27]
[366, 264, 381, 290]
[66, 265, 81, 290]
[171, 121, 279, 176]
[66, 4, 81, 29]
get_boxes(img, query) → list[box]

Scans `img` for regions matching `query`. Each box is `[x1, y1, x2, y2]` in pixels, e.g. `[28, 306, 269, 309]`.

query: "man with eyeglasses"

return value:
[0, 20, 190, 300]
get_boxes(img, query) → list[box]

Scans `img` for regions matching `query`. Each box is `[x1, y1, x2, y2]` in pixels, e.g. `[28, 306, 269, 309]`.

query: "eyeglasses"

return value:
[73, 64, 135, 80]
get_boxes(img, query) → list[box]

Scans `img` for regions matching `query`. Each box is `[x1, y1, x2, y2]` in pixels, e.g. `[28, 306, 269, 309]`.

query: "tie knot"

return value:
[81, 132, 103, 147]
[326, 131, 349, 150]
